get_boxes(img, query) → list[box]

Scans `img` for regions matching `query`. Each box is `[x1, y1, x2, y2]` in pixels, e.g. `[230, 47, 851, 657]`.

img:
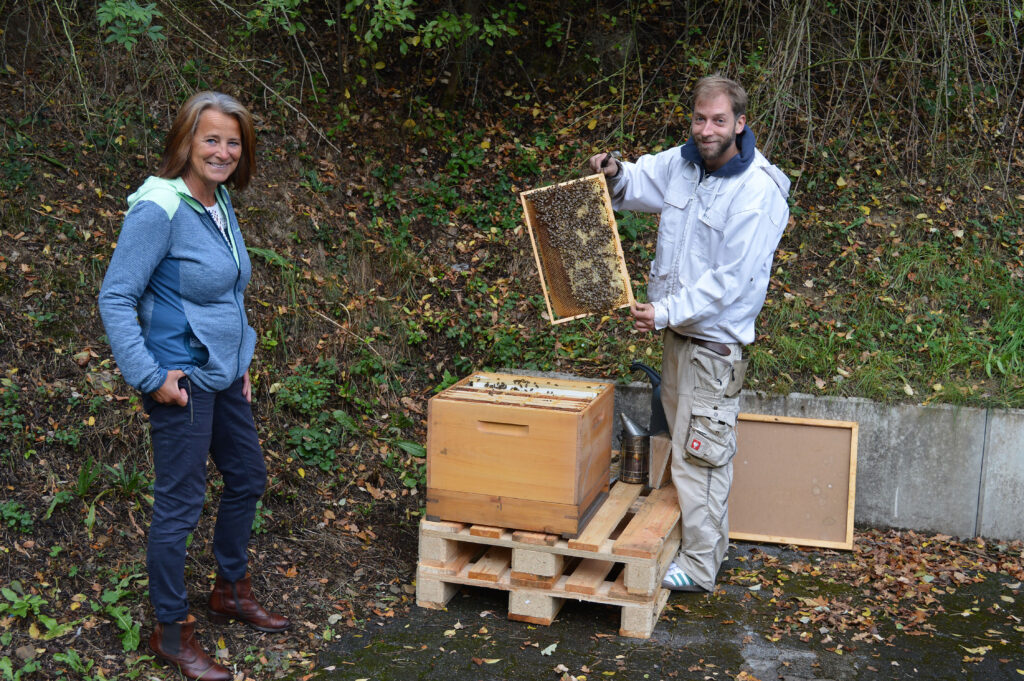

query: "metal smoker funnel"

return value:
[619, 413, 649, 485]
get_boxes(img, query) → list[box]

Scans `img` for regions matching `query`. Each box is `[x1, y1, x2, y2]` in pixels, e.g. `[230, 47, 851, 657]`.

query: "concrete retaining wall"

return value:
[614, 382, 1024, 541]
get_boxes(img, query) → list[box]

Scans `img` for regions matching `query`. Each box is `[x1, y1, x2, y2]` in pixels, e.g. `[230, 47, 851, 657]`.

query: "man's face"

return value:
[691, 93, 745, 171]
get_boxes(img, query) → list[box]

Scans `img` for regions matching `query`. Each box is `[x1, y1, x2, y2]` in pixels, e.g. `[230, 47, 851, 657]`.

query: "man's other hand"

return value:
[631, 303, 656, 332]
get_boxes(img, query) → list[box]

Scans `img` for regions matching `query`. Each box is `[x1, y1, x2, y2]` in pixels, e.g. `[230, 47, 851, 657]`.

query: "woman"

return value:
[99, 91, 289, 681]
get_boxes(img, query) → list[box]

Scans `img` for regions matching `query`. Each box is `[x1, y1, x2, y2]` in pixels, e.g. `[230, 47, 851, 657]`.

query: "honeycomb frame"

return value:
[520, 173, 635, 325]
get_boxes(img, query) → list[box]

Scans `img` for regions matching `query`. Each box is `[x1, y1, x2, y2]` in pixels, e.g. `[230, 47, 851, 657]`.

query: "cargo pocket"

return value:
[684, 393, 739, 468]
[691, 348, 732, 393]
[725, 359, 748, 398]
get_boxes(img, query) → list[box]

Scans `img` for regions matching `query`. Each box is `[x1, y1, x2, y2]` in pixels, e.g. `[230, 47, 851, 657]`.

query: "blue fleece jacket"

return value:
[98, 176, 256, 394]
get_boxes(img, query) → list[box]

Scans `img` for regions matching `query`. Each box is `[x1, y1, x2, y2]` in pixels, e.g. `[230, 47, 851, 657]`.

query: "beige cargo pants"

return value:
[660, 330, 746, 591]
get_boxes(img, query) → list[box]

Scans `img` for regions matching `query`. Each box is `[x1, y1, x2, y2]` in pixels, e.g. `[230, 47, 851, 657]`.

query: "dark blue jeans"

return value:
[143, 375, 266, 623]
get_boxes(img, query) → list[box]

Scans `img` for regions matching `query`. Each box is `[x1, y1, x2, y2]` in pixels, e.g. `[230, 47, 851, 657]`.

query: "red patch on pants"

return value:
[691, 438, 703, 451]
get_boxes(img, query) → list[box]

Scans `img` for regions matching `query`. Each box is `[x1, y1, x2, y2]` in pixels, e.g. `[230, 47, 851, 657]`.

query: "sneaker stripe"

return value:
[662, 563, 695, 588]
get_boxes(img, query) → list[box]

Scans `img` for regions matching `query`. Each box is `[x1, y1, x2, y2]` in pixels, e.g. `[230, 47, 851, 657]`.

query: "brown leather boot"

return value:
[149, 614, 232, 681]
[208, 573, 290, 633]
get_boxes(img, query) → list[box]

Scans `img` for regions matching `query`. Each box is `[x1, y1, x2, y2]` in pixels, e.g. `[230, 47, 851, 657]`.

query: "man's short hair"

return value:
[693, 76, 748, 118]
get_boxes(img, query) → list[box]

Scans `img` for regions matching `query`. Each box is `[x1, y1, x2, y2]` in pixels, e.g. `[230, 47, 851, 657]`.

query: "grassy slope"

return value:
[0, 1, 1022, 678]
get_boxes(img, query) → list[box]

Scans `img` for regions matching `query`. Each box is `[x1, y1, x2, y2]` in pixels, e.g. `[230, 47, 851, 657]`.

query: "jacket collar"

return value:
[680, 127, 756, 179]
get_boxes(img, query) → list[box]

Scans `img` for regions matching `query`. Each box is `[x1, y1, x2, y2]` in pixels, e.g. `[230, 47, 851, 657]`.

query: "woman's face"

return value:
[185, 108, 242, 192]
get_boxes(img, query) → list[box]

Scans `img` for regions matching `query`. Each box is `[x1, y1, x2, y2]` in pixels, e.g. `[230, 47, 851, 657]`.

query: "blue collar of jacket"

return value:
[680, 127, 756, 179]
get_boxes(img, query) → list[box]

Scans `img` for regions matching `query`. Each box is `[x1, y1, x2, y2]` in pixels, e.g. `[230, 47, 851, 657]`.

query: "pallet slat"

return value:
[565, 559, 614, 595]
[470, 524, 505, 539]
[512, 530, 559, 546]
[569, 482, 642, 552]
[613, 485, 680, 558]
[467, 546, 511, 582]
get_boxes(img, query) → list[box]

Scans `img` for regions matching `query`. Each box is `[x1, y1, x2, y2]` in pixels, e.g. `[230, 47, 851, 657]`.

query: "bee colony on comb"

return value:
[521, 174, 635, 324]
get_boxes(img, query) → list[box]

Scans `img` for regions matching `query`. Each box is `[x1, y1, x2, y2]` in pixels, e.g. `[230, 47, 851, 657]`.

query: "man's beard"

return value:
[697, 133, 737, 166]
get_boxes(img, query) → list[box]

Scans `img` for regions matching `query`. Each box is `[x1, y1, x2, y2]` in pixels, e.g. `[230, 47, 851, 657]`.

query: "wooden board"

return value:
[648, 433, 672, 489]
[612, 485, 681, 558]
[730, 413, 858, 550]
[568, 481, 641, 552]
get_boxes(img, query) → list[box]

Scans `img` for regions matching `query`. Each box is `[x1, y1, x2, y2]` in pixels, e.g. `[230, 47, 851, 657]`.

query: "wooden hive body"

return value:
[426, 372, 613, 536]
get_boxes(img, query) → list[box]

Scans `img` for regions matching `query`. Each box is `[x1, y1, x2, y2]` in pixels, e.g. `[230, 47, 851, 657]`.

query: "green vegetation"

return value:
[0, 0, 1022, 678]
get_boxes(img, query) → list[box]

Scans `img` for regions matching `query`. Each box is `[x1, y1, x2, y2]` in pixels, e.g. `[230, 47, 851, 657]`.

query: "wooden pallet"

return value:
[416, 482, 680, 638]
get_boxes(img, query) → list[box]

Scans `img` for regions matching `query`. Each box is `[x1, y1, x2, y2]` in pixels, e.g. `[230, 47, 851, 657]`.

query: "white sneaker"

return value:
[661, 561, 705, 592]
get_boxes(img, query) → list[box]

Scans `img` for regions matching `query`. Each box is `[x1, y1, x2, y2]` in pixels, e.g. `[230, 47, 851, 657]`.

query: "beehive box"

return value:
[521, 174, 635, 324]
[426, 372, 613, 536]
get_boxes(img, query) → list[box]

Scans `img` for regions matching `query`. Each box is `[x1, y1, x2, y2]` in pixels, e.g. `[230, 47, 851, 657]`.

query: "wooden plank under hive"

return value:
[521, 174, 635, 325]
[426, 372, 613, 536]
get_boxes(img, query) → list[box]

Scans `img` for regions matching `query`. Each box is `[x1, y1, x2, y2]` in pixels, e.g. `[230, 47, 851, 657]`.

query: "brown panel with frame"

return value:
[730, 414, 858, 550]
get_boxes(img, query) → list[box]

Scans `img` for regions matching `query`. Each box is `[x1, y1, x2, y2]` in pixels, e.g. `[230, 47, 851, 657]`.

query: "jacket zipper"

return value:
[193, 192, 247, 382]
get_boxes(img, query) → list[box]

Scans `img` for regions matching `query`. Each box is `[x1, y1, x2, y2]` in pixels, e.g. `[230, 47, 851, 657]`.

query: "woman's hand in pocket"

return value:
[151, 369, 188, 406]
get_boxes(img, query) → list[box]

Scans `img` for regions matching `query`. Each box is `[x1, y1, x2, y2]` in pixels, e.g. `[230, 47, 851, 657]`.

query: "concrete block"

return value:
[416, 571, 459, 607]
[508, 590, 562, 625]
[619, 588, 669, 639]
[511, 548, 563, 576]
[979, 407, 1024, 540]
[419, 534, 460, 565]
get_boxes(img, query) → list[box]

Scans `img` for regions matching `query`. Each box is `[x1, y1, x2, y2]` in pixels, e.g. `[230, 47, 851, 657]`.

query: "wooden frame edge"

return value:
[728, 531, 853, 551]
[520, 192, 557, 324]
[596, 173, 636, 309]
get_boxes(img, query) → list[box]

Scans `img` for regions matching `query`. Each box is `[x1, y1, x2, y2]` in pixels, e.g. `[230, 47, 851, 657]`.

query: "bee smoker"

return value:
[619, 412, 649, 485]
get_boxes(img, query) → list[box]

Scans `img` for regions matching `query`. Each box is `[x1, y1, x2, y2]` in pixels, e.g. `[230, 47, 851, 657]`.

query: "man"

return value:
[589, 75, 790, 592]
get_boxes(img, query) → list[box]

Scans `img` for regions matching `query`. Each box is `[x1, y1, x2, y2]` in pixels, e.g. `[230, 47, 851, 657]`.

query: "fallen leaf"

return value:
[540, 642, 558, 655]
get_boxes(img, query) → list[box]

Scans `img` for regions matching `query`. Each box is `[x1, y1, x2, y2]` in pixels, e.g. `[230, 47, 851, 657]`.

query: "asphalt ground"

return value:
[318, 540, 1024, 681]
